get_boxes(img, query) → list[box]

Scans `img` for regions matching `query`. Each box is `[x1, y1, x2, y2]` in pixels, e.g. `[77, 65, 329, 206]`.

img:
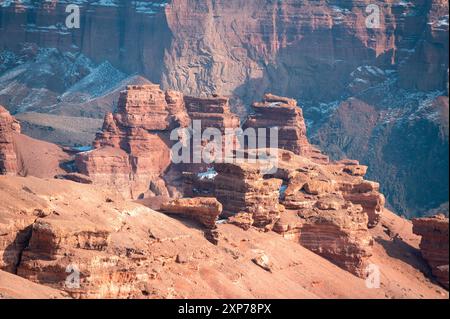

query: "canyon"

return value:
[0, 82, 449, 298]
[0, 0, 448, 300]
[0, 0, 448, 218]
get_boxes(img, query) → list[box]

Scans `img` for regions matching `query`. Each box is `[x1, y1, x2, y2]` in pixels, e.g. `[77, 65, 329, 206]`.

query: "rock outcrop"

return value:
[184, 96, 240, 135]
[215, 161, 284, 228]
[1, 176, 447, 299]
[75, 84, 190, 199]
[160, 197, 222, 229]
[0, 0, 448, 219]
[273, 150, 379, 277]
[278, 154, 384, 228]
[243, 94, 328, 163]
[211, 141, 384, 276]
[184, 95, 240, 164]
[1, 106, 69, 179]
[274, 202, 373, 278]
[413, 215, 449, 289]
[0, 105, 20, 175]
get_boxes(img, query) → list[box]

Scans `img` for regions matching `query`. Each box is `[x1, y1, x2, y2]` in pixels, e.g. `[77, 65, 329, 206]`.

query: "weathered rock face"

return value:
[211, 139, 384, 277]
[413, 215, 449, 289]
[273, 150, 381, 277]
[0, 175, 448, 298]
[1, 1, 447, 103]
[160, 197, 222, 229]
[0, 214, 35, 274]
[76, 84, 190, 199]
[274, 203, 373, 278]
[0, 1, 171, 86]
[184, 95, 240, 164]
[0, 106, 70, 179]
[0, 0, 448, 219]
[215, 161, 284, 228]
[243, 94, 329, 163]
[278, 153, 385, 228]
[244, 94, 306, 152]
[162, 0, 448, 103]
[185, 96, 240, 133]
[0, 105, 20, 175]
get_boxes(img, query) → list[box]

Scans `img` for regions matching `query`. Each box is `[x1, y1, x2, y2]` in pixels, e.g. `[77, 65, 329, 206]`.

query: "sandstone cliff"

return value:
[75, 84, 189, 199]
[0, 0, 448, 217]
[413, 215, 449, 289]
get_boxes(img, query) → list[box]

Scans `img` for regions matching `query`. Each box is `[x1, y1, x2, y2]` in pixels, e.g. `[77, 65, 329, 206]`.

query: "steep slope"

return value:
[15, 113, 102, 147]
[0, 270, 68, 299]
[0, 175, 447, 299]
[312, 87, 449, 217]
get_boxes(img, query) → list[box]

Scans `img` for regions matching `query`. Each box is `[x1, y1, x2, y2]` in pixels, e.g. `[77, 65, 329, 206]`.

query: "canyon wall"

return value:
[0, 0, 448, 217]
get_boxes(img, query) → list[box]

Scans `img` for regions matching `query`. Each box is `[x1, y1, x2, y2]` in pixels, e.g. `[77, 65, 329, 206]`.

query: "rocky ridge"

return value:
[0, 0, 448, 218]
[0, 175, 447, 299]
[0, 88, 448, 296]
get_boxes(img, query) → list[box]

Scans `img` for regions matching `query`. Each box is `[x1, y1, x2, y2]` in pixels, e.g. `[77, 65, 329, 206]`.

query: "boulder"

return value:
[160, 197, 223, 229]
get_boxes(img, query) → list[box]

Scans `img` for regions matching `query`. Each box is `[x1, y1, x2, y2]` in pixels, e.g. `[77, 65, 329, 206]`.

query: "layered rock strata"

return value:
[413, 215, 449, 289]
[0, 174, 447, 299]
[212, 145, 384, 276]
[243, 94, 329, 163]
[274, 204, 372, 278]
[273, 151, 381, 276]
[279, 155, 385, 228]
[184, 95, 240, 164]
[75, 84, 190, 199]
[160, 197, 223, 229]
[214, 161, 284, 228]
[0, 105, 20, 175]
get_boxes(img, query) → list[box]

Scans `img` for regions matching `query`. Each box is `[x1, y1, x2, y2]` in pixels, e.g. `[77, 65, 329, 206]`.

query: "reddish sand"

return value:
[0, 270, 67, 299]
[13, 132, 70, 178]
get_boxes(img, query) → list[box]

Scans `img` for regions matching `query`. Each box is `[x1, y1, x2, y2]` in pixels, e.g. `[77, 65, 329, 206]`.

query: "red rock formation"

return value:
[184, 95, 240, 164]
[1, 105, 71, 179]
[272, 150, 379, 277]
[185, 95, 240, 133]
[212, 144, 384, 277]
[0, 175, 448, 299]
[277, 152, 384, 228]
[76, 84, 190, 199]
[160, 197, 222, 229]
[413, 215, 449, 289]
[214, 161, 284, 228]
[243, 94, 329, 163]
[243, 94, 308, 155]
[1, 1, 447, 102]
[274, 202, 373, 278]
[227, 212, 254, 231]
[0, 105, 20, 175]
